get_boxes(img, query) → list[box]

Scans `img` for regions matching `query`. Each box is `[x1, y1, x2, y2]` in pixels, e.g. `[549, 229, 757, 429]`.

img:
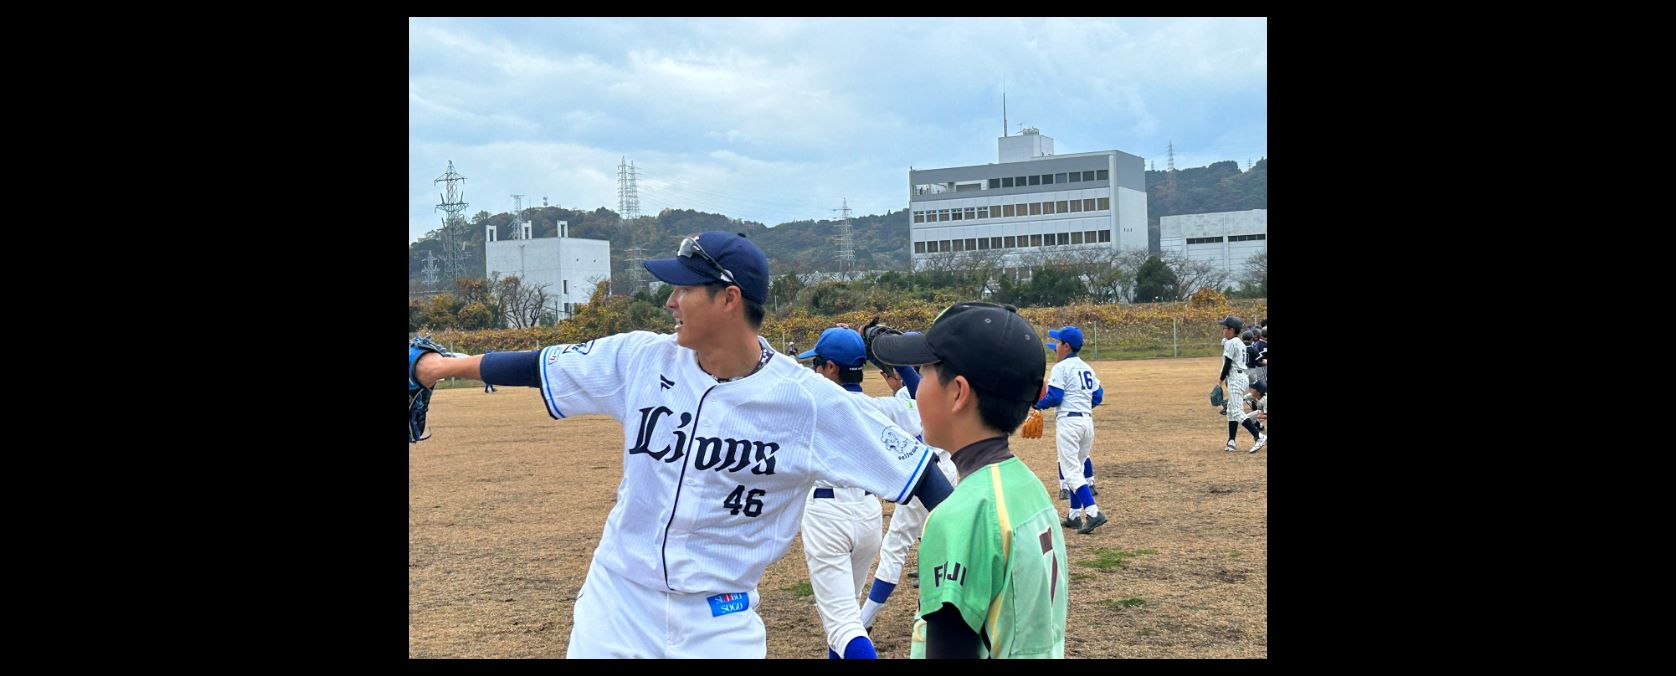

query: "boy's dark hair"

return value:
[933, 363, 1034, 434]
[703, 281, 764, 329]
[814, 357, 864, 384]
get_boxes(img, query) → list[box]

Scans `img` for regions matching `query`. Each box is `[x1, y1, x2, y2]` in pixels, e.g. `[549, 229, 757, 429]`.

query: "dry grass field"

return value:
[410, 356, 1265, 658]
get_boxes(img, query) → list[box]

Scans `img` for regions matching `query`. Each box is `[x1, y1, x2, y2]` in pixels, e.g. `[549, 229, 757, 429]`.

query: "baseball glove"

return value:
[1021, 408, 1044, 439]
[861, 316, 903, 369]
[409, 335, 448, 443]
[1209, 385, 1226, 408]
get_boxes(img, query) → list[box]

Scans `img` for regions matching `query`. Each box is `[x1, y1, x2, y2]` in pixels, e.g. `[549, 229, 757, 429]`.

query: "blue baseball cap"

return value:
[799, 327, 867, 370]
[642, 231, 770, 304]
[1047, 326, 1084, 351]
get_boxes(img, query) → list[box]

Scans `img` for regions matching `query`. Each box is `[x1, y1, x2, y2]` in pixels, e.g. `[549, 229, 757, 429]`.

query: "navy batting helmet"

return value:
[1219, 316, 1244, 332]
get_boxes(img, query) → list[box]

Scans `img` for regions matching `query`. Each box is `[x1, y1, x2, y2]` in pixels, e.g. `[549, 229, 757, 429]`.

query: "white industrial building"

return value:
[1159, 209, 1267, 291]
[907, 129, 1148, 274]
[485, 220, 611, 325]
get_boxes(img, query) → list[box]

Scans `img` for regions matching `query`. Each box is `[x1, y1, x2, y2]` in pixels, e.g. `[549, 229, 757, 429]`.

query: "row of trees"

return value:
[408, 274, 558, 331]
[411, 244, 1264, 331]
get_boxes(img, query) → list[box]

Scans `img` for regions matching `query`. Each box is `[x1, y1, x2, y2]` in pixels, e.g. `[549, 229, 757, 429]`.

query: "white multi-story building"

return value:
[485, 220, 611, 324]
[1159, 209, 1267, 291]
[907, 129, 1147, 274]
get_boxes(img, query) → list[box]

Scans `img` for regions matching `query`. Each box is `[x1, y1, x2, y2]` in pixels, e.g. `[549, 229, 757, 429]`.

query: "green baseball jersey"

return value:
[912, 457, 1068, 658]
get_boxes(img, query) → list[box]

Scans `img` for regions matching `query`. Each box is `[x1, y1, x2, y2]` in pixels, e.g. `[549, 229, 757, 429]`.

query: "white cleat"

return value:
[1249, 434, 1267, 454]
[1224, 440, 1238, 453]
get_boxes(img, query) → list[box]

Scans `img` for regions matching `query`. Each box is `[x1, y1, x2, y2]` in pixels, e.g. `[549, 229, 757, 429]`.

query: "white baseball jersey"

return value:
[1222, 338, 1249, 423]
[1222, 337, 1248, 379]
[1048, 356, 1101, 416]
[811, 388, 925, 501]
[538, 331, 935, 596]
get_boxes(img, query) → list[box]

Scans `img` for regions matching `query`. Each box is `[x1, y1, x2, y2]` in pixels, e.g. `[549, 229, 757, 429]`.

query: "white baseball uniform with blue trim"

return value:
[537, 331, 936, 658]
[1049, 356, 1101, 493]
[800, 388, 924, 654]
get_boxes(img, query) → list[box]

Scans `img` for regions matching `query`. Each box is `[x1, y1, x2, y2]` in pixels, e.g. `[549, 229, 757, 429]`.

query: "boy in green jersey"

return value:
[866, 302, 1069, 659]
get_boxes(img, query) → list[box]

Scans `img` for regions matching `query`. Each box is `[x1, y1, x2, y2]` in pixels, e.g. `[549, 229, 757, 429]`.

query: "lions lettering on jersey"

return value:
[628, 405, 780, 474]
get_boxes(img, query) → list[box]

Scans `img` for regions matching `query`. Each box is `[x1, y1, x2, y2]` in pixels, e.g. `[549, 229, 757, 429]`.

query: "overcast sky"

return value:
[409, 17, 1267, 243]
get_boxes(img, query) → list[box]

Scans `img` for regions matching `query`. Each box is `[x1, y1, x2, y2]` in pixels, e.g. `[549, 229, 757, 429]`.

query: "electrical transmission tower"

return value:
[422, 250, 440, 289]
[434, 160, 469, 287]
[625, 247, 648, 293]
[832, 198, 855, 280]
[617, 157, 641, 221]
[511, 194, 526, 239]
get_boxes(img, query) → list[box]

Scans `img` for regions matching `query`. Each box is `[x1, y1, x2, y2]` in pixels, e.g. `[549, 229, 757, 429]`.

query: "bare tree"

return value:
[1242, 249, 1267, 291]
[1161, 249, 1230, 301]
[493, 274, 554, 328]
[956, 247, 1010, 299]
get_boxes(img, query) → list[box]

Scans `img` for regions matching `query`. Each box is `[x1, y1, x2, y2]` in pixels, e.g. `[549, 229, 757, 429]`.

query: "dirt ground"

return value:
[409, 356, 1266, 658]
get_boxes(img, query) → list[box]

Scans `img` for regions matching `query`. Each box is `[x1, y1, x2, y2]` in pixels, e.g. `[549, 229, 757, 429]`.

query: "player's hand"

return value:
[410, 336, 449, 443]
[1020, 409, 1044, 438]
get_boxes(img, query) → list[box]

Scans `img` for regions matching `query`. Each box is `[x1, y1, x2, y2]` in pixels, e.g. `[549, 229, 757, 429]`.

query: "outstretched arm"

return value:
[415, 350, 542, 388]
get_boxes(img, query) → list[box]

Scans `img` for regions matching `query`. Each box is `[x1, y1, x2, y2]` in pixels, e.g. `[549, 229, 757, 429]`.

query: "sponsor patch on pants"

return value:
[707, 592, 749, 617]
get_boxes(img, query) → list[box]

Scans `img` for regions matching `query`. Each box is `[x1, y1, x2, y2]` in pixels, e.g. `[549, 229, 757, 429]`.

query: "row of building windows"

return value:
[987, 169, 1108, 189]
[914, 197, 1111, 224]
[913, 229, 1112, 254]
[914, 169, 1110, 196]
[1184, 233, 1268, 245]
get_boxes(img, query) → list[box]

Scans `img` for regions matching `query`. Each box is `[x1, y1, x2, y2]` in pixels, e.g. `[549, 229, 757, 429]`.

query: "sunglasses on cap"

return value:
[677, 237, 737, 286]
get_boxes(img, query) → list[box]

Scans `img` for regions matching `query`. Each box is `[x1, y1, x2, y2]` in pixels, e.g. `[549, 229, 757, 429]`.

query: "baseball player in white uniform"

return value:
[407, 231, 956, 658]
[796, 326, 929, 658]
[1036, 325, 1108, 535]
[1218, 316, 1266, 453]
[860, 352, 960, 632]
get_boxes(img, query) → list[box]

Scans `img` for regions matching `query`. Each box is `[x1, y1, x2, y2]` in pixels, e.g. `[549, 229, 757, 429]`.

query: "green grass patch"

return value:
[783, 581, 813, 597]
[1101, 597, 1147, 609]
[1077, 548, 1158, 570]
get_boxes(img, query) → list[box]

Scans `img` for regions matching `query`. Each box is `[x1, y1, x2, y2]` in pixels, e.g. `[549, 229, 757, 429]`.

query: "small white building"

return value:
[485, 220, 611, 324]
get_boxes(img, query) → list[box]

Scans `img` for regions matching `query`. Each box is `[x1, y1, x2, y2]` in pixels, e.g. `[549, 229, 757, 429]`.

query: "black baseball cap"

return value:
[870, 302, 1046, 404]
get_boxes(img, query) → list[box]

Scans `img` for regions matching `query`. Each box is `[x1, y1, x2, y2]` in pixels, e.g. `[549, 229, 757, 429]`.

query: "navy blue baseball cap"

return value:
[800, 327, 867, 371]
[870, 302, 1046, 404]
[1047, 326, 1084, 351]
[643, 231, 770, 304]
